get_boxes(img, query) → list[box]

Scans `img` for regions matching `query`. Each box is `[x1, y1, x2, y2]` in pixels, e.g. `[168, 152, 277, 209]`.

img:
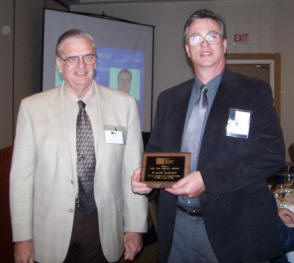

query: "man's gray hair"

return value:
[55, 29, 96, 57]
[184, 9, 227, 43]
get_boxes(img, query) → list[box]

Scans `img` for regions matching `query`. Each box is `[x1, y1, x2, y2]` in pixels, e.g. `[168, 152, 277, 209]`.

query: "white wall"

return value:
[0, 0, 14, 148]
[13, 0, 45, 123]
[71, 0, 294, 160]
[71, 0, 274, 107]
[273, 0, 294, 160]
[0, 0, 67, 149]
[0, 0, 44, 149]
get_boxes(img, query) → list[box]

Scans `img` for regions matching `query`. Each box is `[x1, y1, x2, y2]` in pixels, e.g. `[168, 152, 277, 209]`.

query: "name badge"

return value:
[104, 125, 124, 144]
[226, 108, 251, 139]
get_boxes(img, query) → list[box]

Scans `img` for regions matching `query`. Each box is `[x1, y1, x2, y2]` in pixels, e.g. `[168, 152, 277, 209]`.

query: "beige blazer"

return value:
[10, 82, 148, 263]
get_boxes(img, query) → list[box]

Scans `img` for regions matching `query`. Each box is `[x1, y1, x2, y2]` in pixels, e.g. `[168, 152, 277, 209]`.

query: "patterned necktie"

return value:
[76, 100, 96, 215]
[182, 85, 208, 171]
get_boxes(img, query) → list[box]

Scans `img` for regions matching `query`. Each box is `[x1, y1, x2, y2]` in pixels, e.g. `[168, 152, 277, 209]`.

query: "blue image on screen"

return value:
[95, 47, 145, 126]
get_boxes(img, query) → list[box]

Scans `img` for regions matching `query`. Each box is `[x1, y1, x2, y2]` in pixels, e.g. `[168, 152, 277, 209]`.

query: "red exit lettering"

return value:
[234, 33, 248, 42]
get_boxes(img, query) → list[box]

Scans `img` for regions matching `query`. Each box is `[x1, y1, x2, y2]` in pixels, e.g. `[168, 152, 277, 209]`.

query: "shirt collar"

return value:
[194, 70, 224, 91]
[63, 81, 95, 107]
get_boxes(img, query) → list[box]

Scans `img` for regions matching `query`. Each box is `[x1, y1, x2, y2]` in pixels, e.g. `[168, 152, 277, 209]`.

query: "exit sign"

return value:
[234, 33, 248, 43]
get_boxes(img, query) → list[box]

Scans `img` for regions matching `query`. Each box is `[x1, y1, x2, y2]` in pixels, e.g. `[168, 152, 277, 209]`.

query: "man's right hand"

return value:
[165, 171, 205, 198]
[131, 168, 152, 195]
[14, 240, 34, 263]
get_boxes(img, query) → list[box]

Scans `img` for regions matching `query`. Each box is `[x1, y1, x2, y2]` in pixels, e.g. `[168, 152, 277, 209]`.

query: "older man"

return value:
[10, 29, 147, 263]
[132, 9, 285, 263]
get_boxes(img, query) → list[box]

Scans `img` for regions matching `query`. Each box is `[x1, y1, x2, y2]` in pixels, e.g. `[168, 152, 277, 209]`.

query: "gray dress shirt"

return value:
[178, 72, 223, 210]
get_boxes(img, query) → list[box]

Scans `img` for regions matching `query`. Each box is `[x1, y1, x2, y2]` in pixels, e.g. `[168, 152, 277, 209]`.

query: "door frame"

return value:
[227, 53, 281, 118]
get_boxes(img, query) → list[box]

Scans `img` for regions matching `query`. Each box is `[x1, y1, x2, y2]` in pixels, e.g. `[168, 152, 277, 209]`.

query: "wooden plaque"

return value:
[140, 152, 191, 188]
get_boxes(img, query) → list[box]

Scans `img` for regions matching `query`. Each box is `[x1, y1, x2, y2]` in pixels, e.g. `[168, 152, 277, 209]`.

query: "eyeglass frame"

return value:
[58, 53, 97, 66]
[187, 31, 223, 47]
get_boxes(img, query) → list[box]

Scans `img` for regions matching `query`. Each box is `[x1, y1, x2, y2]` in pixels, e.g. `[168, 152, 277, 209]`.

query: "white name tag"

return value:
[226, 108, 251, 139]
[105, 130, 123, 144]
[104, 125, 124, 144]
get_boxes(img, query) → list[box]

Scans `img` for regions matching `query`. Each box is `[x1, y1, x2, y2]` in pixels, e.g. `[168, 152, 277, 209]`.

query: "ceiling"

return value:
[55, 0, 220, 7]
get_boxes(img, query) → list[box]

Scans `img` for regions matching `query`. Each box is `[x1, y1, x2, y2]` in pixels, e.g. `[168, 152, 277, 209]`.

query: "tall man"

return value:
[132, 9, 285, 263]
[10, 29, 147, 263]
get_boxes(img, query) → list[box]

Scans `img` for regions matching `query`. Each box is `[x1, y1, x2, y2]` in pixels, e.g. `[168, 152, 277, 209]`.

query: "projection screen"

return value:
[43, 9, 154, 131]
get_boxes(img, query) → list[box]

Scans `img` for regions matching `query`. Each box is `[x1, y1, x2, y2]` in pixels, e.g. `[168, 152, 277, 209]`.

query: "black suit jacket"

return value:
[147, 68, 285, 263]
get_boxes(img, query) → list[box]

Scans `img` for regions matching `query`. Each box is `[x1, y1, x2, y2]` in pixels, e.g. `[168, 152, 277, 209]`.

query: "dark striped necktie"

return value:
[76, 100, 96, 216]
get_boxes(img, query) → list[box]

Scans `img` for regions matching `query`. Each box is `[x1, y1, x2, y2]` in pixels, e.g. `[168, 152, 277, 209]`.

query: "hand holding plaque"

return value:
[140, 152, 191, 188]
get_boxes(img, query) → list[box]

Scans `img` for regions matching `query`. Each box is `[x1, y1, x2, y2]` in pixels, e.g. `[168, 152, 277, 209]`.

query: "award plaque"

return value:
[140, 152, 191, 188]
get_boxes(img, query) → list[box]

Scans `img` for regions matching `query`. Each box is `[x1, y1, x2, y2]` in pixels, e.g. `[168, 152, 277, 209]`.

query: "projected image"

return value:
[95, 47, 144, 124]
[95, 47, 144, 95]
[109, 68, 140, 102]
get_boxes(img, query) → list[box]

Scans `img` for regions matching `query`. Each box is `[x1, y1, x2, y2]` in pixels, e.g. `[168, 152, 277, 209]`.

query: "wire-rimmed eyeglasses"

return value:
[59, 53, 97, 67]
[187, 31, 222, 46]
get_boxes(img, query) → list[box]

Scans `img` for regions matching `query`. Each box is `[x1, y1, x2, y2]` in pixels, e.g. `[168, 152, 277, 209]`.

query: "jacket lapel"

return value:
[92, 83, 104, 177]
[171, 79, 194, 151]
[198, 69, 233, 166]
[48, 85, 73, 179]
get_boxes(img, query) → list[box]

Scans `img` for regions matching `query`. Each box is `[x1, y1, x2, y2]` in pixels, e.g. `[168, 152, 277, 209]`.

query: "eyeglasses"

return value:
[187, 31, 222, 46]
[59, 54, 97, 66]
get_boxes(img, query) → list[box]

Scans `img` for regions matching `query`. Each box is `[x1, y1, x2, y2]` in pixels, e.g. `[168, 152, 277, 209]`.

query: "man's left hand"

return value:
[124, 232, 143, 261]
[165, 171, 205, 198]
